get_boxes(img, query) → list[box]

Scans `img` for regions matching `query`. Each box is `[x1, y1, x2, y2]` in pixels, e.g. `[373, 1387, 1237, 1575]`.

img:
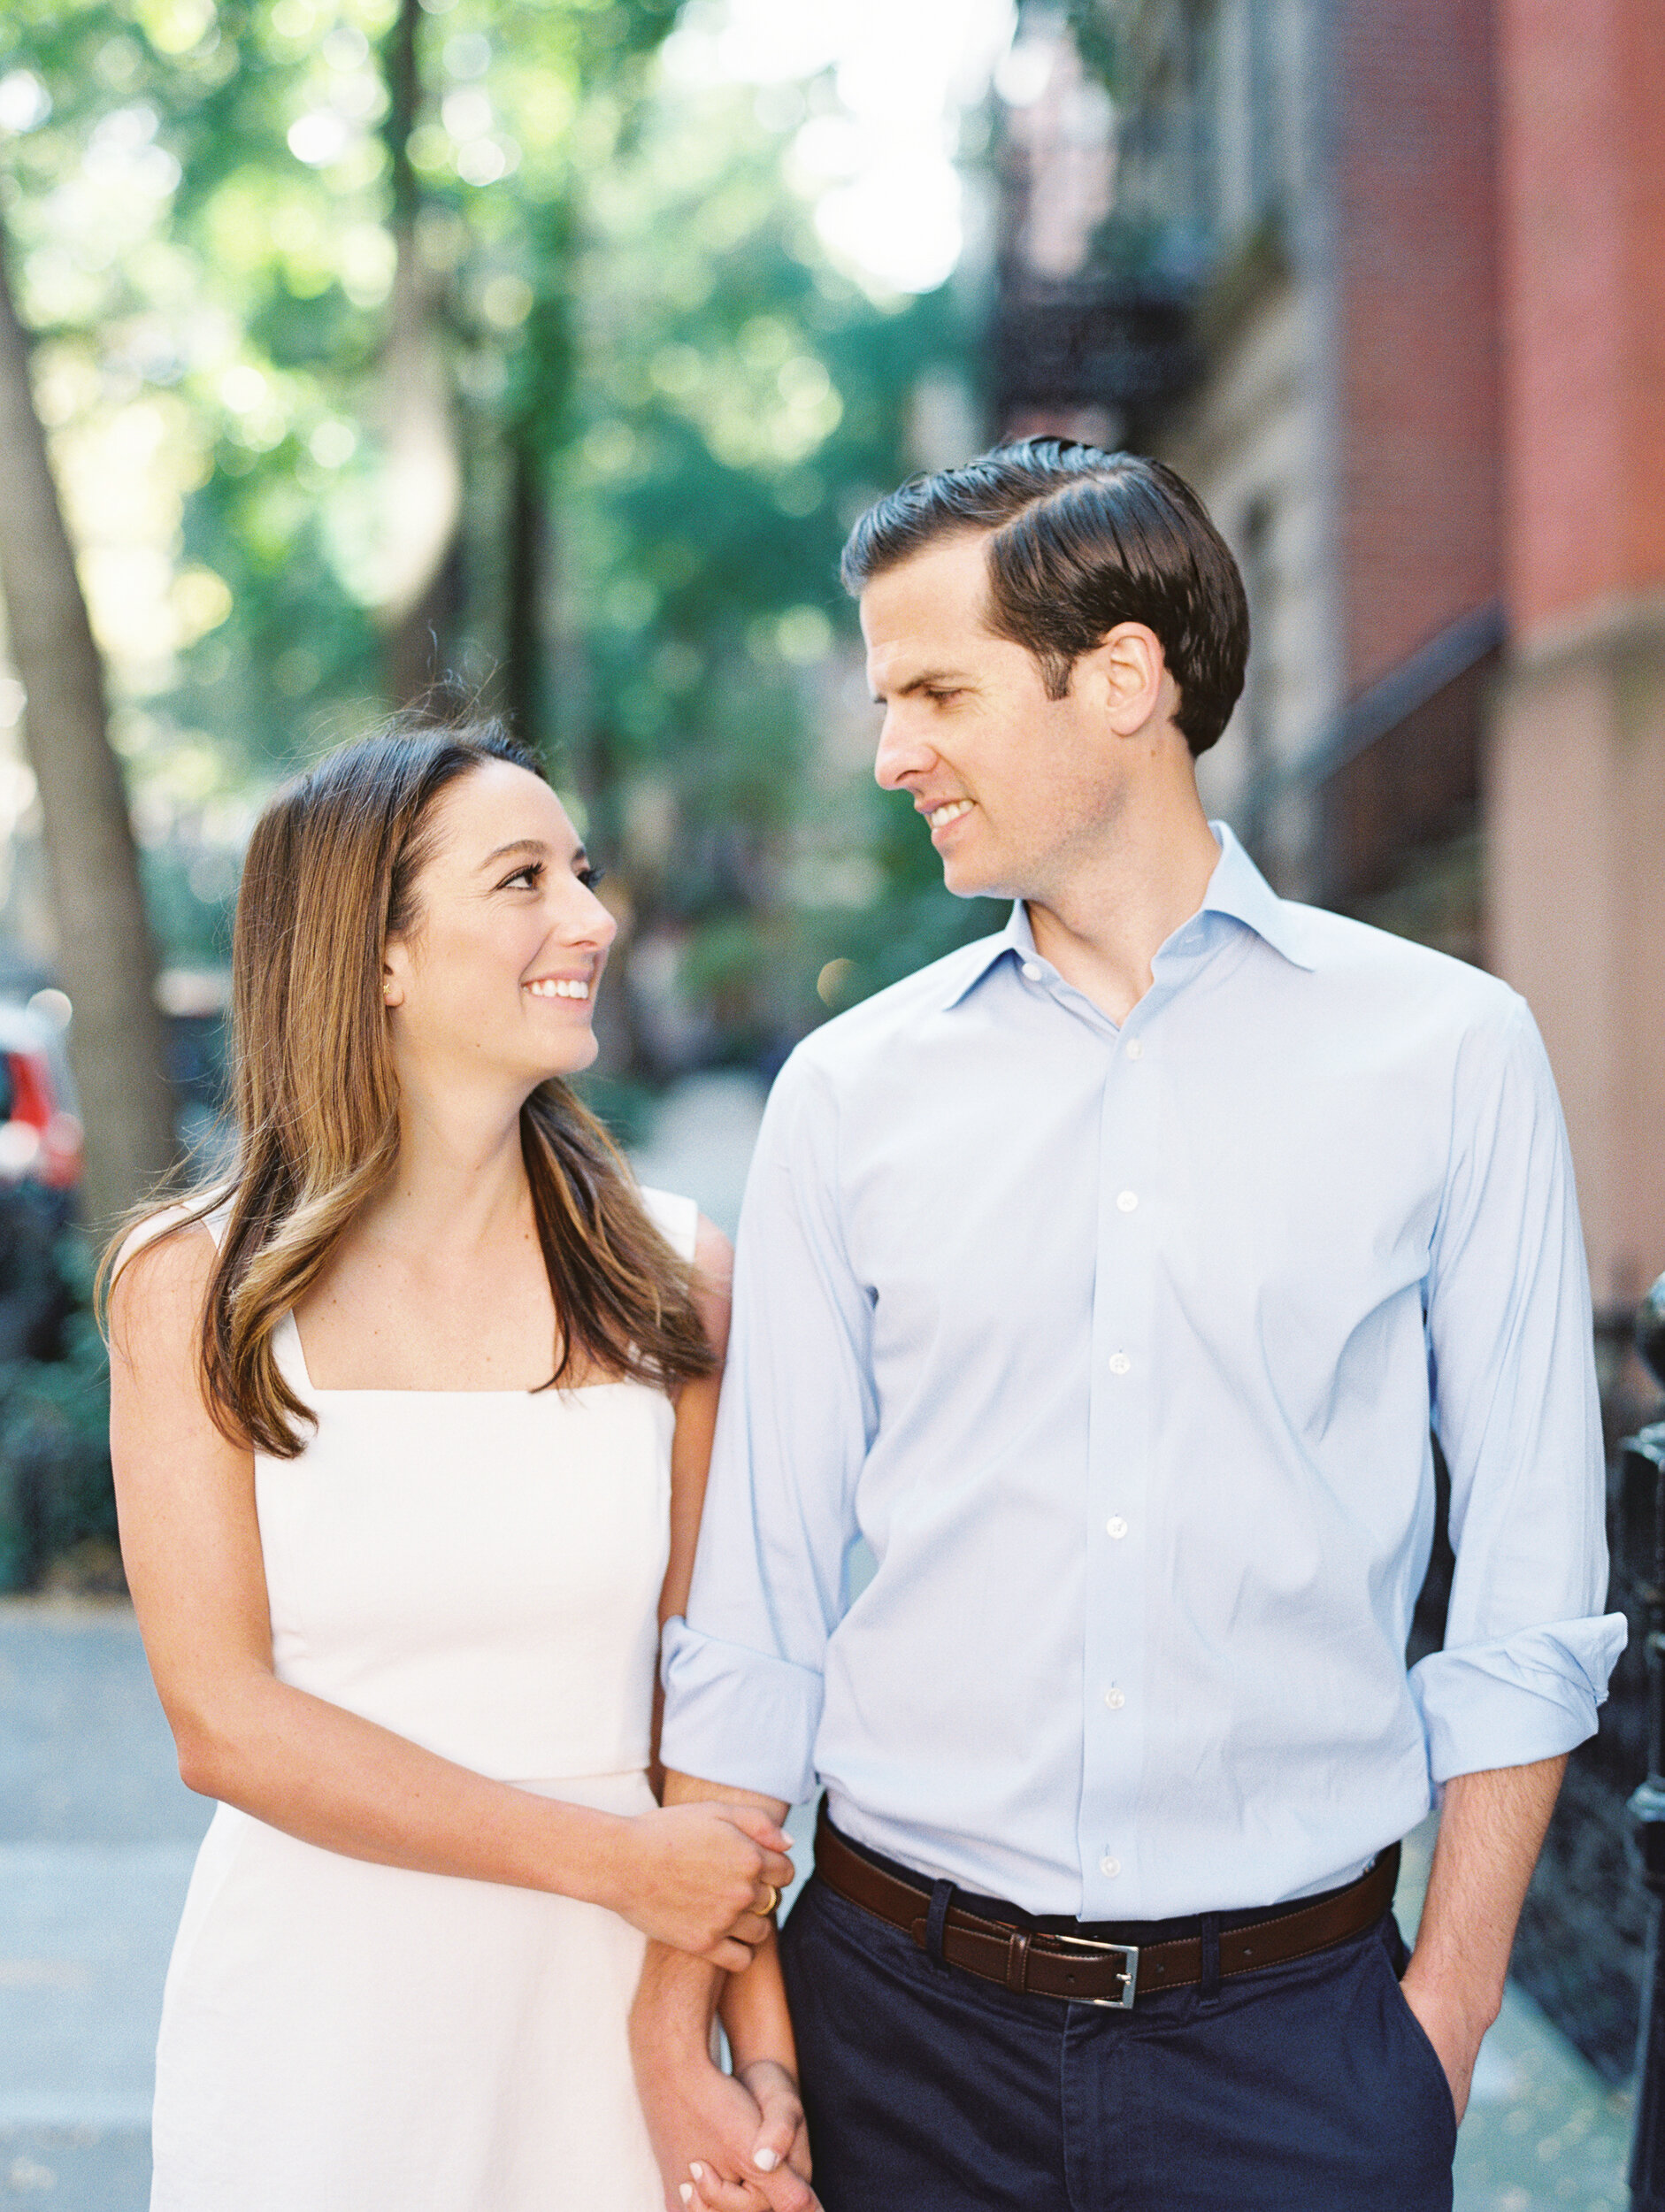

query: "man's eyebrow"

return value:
[869, 667, 972, 704]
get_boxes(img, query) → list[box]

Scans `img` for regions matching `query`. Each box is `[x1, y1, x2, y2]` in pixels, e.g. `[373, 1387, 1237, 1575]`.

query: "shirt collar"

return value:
[940, 821, 1314, 1012]
[1196, 821, 1316, 971]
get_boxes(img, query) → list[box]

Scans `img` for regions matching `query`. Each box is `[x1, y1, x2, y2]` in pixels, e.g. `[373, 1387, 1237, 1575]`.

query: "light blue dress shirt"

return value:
[661, 826, 1627, 1920]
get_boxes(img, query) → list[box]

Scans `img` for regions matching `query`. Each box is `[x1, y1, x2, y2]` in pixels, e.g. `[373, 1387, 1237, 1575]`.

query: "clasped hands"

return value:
[619, 1803, 817, 2211]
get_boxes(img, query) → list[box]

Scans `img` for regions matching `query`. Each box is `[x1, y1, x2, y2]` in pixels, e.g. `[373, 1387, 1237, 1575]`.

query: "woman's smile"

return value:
[524, 972, 595, 1002]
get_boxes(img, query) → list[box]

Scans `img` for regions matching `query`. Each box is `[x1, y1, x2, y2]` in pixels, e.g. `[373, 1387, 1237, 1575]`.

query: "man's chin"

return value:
[941, 856, 1017, 903]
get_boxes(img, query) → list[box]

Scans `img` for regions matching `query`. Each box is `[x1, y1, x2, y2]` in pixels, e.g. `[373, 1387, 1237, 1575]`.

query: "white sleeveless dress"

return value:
[148, 1188, 698, 2212]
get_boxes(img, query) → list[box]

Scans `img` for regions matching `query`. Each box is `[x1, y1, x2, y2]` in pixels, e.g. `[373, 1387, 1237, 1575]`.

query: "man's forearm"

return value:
[1400, 1753, 1566, 2118]
[631, 1769, 789, 2057]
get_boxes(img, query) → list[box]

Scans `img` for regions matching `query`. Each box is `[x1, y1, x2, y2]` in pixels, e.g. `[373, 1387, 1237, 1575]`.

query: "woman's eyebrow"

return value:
[480, 838, 548, 869]
[480, 837, 590, 870]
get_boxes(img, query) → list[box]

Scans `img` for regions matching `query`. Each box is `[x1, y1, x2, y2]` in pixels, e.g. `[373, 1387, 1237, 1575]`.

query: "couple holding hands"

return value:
[110, 442, 1623, 2211]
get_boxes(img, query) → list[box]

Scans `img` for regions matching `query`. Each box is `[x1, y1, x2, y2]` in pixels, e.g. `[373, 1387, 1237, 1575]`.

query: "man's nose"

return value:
[873, 711, 934, 792]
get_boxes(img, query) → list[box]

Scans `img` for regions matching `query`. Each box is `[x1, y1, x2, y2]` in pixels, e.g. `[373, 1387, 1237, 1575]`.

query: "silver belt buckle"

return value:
[1048, 1932, 1139, 2009]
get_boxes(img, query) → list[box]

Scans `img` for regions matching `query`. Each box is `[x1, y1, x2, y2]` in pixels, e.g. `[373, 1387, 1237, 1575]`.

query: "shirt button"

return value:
[1116, 1190, 1138, 1212]
[1101, 1856, 1121, 1878]
[1021, 961, 1042, 982]
[1125, 1038, 1144, 1060]
[1103, 1686, 1125, 1709]
[1108, 1352, 1131, 1376]
[1106, 1516, 1128, 1539]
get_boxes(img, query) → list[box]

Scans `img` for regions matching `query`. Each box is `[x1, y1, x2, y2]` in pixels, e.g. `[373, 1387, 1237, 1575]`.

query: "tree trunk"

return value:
[377, 0, 464, 704]
[0, 223, 174, 1233]
[503, 433, 545, 746]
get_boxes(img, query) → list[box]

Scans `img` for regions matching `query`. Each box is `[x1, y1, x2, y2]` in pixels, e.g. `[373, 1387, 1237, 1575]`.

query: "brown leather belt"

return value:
[812, 1804, 1400, 2010]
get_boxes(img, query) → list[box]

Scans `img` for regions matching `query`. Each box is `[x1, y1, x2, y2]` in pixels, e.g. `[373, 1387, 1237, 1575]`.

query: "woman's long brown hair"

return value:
[104, 714, 715, 1457]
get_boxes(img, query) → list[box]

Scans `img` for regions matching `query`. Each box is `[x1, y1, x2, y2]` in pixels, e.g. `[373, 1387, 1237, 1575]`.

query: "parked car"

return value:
[0, 998, 83, 1199]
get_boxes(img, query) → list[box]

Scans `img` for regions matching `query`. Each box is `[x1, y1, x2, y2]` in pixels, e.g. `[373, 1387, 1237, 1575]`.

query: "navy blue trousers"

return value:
[779, 1869, 1456, 2212]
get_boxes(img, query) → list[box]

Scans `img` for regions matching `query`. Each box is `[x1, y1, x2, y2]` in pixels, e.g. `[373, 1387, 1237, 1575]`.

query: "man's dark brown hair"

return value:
[841, 439, 1250, 757]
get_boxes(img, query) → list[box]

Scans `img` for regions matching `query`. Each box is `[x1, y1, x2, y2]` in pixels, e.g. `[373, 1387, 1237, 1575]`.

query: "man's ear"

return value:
[1079, 622, 1168, 736]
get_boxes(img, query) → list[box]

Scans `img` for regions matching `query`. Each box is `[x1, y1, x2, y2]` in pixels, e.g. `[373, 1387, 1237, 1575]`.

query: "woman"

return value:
[107, 718, 807, 2209]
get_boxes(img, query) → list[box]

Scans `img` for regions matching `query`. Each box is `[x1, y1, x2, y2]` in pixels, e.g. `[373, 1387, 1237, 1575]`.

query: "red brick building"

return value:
[1491, 0, 1665, 1309]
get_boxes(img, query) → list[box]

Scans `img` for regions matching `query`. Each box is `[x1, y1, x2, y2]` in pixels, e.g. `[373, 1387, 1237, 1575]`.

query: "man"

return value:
[633, 442, 1625, 2210]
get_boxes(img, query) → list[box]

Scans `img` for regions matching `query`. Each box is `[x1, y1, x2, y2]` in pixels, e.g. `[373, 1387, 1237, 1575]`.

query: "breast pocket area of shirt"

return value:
[1170, 1134, 1437, 1373]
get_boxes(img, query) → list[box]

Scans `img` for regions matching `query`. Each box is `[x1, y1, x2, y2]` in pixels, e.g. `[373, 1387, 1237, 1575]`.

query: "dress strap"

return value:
[639, 1186, 699, 1263]
[273, 1310, 315, 1398]
[113, 1187, 233, 1271]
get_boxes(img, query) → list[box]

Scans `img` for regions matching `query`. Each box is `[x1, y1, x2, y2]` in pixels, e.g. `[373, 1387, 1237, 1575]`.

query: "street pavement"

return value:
[628, 1068, 770, 1240]
[0, 1598, 209, 2207]
[0, 1071, 1641, 2207]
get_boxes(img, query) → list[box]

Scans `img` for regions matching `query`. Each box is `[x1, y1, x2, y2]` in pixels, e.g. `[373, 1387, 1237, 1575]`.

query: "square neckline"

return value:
[279, 1311, 653, 1401]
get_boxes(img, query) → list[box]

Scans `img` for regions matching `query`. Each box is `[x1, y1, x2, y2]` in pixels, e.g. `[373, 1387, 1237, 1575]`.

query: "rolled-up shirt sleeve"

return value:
[660, 1051, 873, 1804]
[1412, 992, 1627, 1781]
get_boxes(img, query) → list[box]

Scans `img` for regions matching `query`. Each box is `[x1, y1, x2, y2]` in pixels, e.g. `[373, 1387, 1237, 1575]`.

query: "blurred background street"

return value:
[1, 0, 1663, 2200]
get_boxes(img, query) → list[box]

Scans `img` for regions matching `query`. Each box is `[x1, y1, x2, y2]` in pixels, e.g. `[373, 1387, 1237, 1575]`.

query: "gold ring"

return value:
[761, 1885, 780, 1916]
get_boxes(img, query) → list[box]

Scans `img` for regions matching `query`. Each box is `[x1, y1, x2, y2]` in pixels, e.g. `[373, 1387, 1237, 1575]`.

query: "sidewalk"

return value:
[628, 1068, 768, 1239]
[0, 1598, 208, 2207]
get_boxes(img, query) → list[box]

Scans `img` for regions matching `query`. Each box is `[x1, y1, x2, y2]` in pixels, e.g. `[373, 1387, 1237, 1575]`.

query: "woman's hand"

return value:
[608, 1802, 794, 1969]
[683, 2061, 815, 2211]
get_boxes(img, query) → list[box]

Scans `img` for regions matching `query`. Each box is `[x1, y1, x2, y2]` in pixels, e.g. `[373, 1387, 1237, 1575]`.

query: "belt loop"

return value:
[925, 1879, 955, 1970]
[1005, 1928, 1032, 1993]
[1200, 1912, 1222, 2003]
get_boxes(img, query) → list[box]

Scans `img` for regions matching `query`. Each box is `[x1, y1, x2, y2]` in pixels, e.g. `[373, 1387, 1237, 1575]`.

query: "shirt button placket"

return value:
[1083, 1029, 1154, 1919]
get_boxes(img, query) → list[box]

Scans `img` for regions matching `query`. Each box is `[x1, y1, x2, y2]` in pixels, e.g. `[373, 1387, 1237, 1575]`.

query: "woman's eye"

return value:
[501, 863, 543, 891]
[577, 864, 606, 891]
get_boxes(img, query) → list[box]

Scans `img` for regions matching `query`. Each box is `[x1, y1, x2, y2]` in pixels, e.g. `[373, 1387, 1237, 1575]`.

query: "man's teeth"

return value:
[928, 800, 974, 831]
[527, 979, 589, 1000]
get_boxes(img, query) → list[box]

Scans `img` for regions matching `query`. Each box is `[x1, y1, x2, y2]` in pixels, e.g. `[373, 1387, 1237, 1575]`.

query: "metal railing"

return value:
[1624, 1277, 1665, 2207]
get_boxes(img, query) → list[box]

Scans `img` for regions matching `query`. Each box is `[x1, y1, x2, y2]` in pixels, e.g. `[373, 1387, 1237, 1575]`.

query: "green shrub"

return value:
[0, 1225, 115, 1596]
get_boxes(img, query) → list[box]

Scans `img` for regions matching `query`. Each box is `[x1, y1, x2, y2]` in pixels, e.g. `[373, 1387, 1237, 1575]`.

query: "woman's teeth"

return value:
[527, 979, 589, 1000]
[928, 800, 974, 830]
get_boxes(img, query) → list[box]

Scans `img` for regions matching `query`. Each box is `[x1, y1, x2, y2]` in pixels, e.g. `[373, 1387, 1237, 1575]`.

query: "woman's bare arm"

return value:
[109, 1223, 789, 1965]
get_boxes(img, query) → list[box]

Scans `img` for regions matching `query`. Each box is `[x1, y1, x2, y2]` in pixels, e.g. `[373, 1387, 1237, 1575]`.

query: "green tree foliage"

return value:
[559, 73, 994, 1063]
[0, 0, 992, 1068]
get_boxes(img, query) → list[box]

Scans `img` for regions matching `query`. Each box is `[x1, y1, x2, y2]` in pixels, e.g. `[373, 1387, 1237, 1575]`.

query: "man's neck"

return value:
[1024, 783, 1223, 1025]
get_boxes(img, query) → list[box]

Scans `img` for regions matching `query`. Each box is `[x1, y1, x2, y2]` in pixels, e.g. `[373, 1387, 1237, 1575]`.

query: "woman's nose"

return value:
[579, 887, 619, 948]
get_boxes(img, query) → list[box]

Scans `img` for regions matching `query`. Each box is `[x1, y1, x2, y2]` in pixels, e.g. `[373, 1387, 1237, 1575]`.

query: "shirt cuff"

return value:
[1408, 1612, 1630, 1784]
[659, 1617, 825, 1805]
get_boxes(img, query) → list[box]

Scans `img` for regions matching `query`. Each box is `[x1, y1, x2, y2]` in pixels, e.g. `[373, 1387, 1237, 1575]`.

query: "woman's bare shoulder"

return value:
[107, 1206, 219, 1357]
[691, 1214, 733, 1360]
[693, 1213, 733, 1279]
